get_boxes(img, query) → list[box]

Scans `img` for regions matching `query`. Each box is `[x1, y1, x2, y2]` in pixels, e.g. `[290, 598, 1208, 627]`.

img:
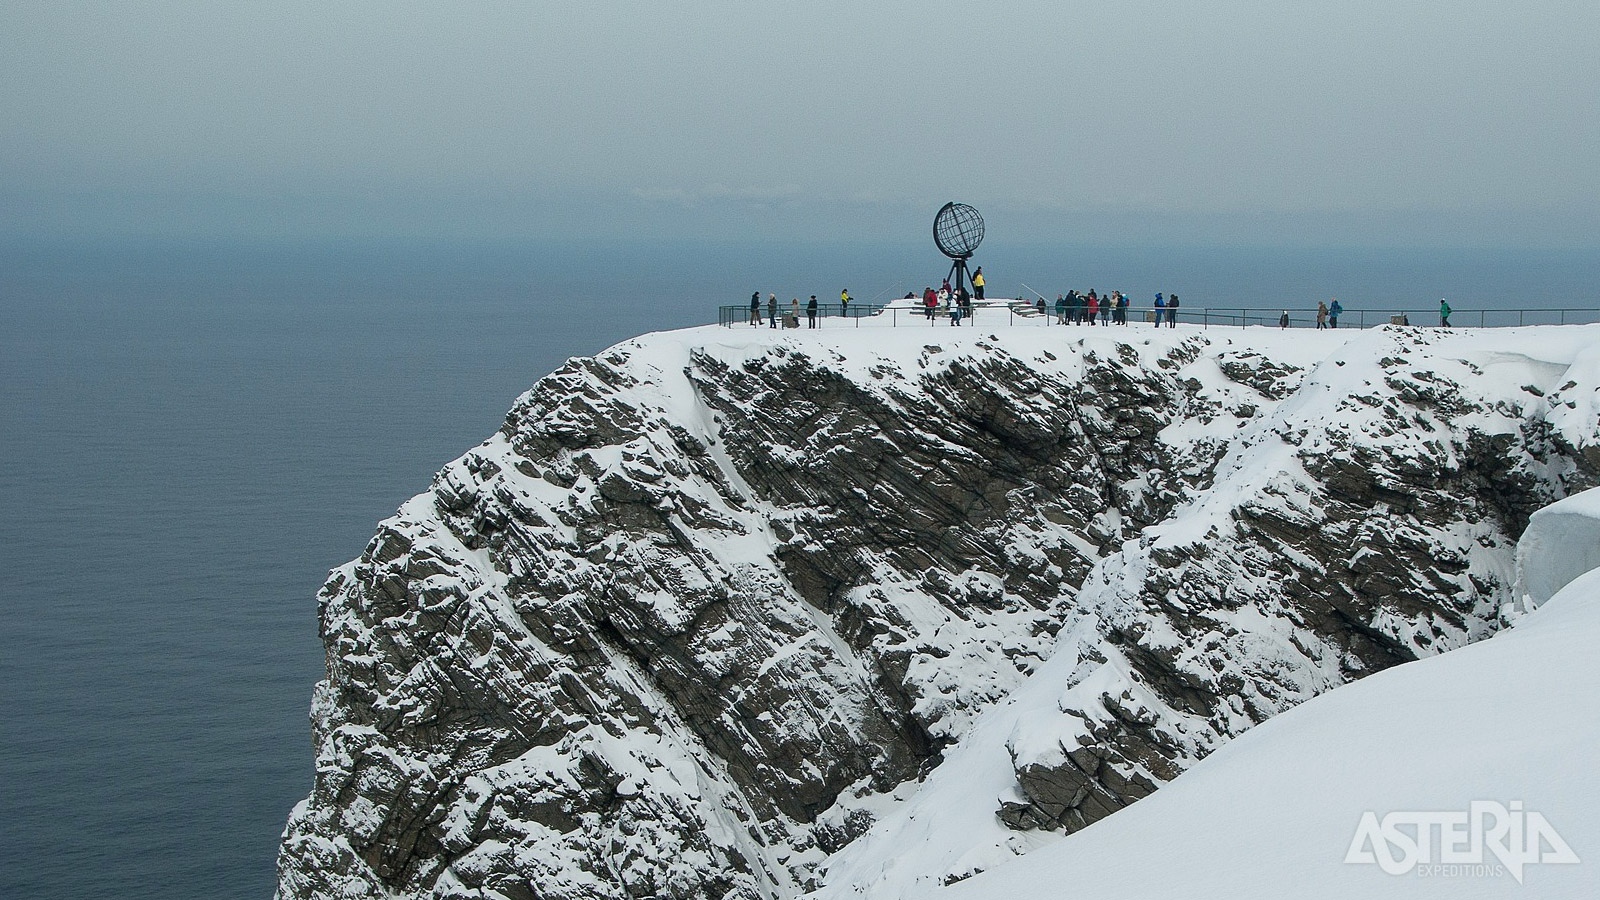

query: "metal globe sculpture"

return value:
[933, 202, 984, 309]
[934, 202, 985, 259]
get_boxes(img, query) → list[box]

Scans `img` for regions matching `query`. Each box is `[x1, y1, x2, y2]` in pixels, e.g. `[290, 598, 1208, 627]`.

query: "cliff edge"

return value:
[276, 321, 1600, 900]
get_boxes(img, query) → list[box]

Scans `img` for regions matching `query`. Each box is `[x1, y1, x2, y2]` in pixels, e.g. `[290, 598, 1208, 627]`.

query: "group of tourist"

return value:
[748, 289, 856, 328]
[747, 281, 1188, 329]
[918, 280, 978, 325]
[747, 282, 1461, 333]
[1290, 298, 1351, 329]
[1038, 290, 1179, 328]
[1277, 298, 1451, 329]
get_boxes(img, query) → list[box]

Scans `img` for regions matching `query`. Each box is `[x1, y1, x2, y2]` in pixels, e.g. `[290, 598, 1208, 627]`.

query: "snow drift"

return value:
[910, 486, 1600, 900]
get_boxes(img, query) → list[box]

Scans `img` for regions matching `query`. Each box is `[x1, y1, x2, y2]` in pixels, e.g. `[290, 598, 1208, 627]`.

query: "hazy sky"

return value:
[4, 1, 1597, 246]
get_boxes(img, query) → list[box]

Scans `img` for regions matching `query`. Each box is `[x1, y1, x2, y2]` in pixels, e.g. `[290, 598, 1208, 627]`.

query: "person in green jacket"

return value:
[1440, 298, 1452, 327]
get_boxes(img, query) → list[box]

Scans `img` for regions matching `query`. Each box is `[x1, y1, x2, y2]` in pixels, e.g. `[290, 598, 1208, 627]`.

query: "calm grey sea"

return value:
[1, 237, 1595, 900]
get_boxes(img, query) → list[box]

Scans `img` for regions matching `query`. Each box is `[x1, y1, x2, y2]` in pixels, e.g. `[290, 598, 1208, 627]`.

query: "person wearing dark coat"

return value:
[750, 291, 761, 326]
[1166, 294, 1180, 327]
[767, 293, 778, 328]
[806, 295, 819, 328]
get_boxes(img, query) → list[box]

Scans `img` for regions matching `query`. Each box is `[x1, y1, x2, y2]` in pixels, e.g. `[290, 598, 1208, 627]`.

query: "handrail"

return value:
[717, 302, 1600, 330]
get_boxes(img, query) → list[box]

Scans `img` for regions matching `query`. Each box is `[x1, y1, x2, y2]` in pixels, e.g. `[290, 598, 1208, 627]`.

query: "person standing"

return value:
[1117, 291, 1130, 325]
[750, 291, 762, 326]
[1086, 290, 1099, 326]
[1329, 298, 1343, 328]
[972, 267, 986, 300]
[1055, 293, 1067, 324]
[807, 295, 819, 328]
[1166, 293, 1180, 327]
[1153, 292, 1165, 326]
[1440, 298, 1452, 327]
[767, 293, 778, 329]
[840, 289, 851, 319]
[1279, 310, 1290, 329]
[1316, 300, 1328, 330]
[924, 287, 938, 320]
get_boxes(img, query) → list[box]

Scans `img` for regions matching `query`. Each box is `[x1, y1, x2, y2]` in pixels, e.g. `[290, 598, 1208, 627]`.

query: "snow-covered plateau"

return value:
[275, 317, 1600, 899]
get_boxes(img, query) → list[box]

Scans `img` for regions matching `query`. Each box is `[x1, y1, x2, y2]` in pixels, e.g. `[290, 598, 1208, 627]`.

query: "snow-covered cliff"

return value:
[275, 320, 1600, 900]
[910, 486, 1600, 900]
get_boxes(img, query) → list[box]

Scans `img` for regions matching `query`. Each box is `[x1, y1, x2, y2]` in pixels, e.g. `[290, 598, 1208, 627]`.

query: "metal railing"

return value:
[720, 302, 1600, 330]
[723, 302, 883, 327]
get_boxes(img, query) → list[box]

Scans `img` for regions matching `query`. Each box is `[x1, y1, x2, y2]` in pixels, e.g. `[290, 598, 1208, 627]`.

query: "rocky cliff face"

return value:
[276, 323, 1600, 900]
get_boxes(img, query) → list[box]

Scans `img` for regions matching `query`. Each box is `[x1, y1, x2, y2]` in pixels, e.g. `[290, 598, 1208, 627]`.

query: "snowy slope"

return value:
[275, 318, 1600, 900]
[809, 323, 1600, 900]
[910, 487, 1600, 900]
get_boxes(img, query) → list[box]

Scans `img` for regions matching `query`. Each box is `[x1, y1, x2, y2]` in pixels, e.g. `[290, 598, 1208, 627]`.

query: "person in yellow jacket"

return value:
[972, 267, 986, 300]
[840, 289, 851, 319]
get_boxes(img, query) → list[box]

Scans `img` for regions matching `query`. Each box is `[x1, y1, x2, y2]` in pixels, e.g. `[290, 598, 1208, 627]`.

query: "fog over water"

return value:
[5, 3, 1598, 247]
